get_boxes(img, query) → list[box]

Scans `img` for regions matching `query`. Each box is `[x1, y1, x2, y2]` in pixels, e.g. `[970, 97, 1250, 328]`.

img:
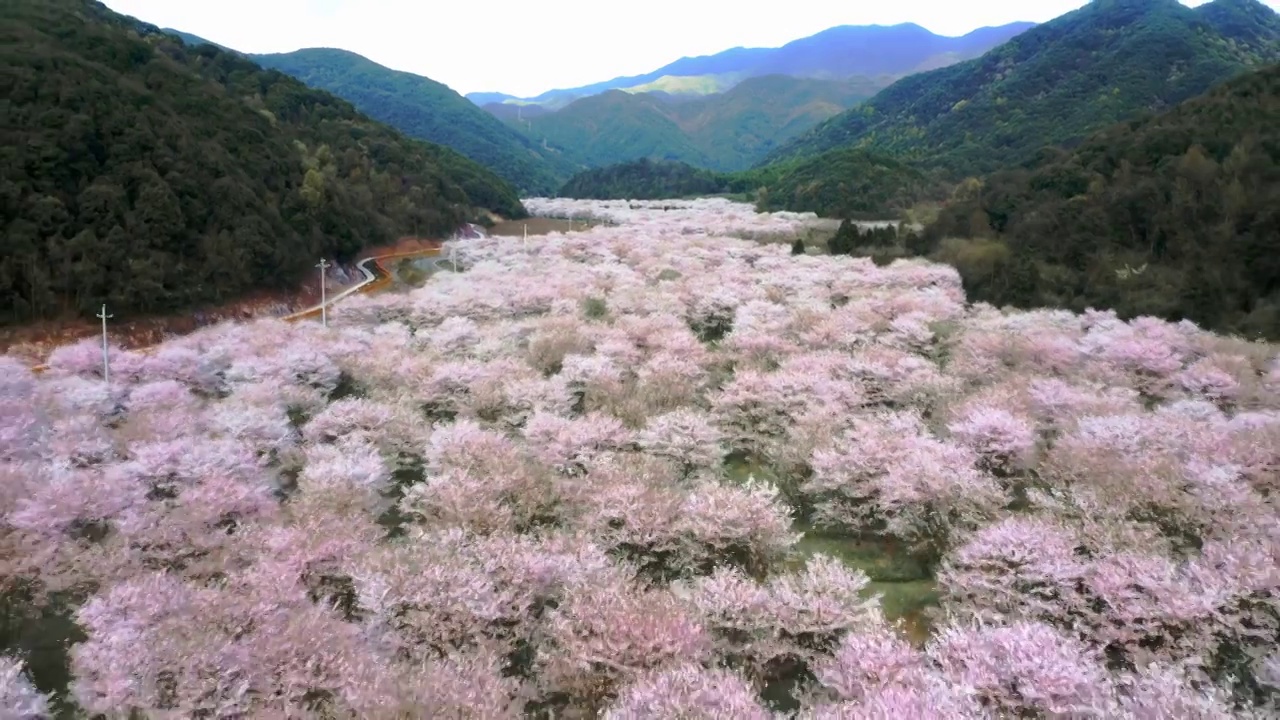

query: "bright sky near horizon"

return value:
[101, 0, 1274, 97]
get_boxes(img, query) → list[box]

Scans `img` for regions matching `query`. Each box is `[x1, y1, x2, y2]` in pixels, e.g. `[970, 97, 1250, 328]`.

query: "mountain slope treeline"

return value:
[921, 62, 1280, 339]
[763, 0, 1280, 175]
[754, 149, 932, 217]
[556, 159, 749, 200]
[1, 0, 525, 325]
[250, 48, 580, 195]
[556, 149, 929, 220]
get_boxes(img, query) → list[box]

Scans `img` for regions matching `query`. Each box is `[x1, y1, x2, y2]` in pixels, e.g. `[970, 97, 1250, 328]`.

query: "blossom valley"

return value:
[2, 198, 1279, 717]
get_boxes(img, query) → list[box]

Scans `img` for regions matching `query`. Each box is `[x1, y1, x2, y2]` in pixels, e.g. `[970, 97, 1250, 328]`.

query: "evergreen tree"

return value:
[829, 219, 858, 255]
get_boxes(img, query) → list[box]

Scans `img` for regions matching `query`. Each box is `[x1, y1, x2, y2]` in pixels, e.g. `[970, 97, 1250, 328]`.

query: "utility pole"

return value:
[96, 304, 112, 385]
[523, 223, 528, 249]
[316, 259, 330, 327]
[450, 245, 458, 272]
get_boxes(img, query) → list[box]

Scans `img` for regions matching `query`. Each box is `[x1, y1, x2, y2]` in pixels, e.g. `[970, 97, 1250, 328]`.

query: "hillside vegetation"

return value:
[517, 91, 714, 168]
[558, 149, 931, 219]
[764, 0, 1280, 175]
[468, 21, 1034, 108]
[0, 0, 525, 325]
[505, 75, 880, 172]
[754, 149, 931, 217]
[921, 62, 1280, 339]
[557, 159, 743, 200]
[251, 48, 579, 195]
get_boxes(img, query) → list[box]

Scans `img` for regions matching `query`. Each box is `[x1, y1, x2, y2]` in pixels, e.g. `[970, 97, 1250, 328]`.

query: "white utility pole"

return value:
[450, 245, 458, 272]
[316, 259, 330, 327]
[97, 304, 112, 384]
[523, 223, 528, 249]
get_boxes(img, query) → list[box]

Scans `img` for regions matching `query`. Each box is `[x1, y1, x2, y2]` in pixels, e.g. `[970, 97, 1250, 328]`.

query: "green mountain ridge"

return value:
[249, 48, 581, 195]
[1, 0, 524, 324]
[763, 0, 1280, 174]
[921, 60, 1280, 339]
[500, 74, 883, 172]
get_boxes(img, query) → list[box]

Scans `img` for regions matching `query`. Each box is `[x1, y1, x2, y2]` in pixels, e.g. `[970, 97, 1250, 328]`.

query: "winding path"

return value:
[280, 246, 443, 322]
[28, 245, 446, 374]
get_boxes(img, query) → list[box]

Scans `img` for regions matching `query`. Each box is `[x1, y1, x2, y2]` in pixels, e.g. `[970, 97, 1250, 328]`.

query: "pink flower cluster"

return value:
[2, 198, 1277, 717]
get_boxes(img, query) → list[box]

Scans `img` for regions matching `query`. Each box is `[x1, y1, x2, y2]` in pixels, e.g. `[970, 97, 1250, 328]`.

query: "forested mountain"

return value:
[1, 0, 525, 325]
[675, 75, 884, 170]
[518, 91, 715, 169]
[764, 0, 1280, 174]
[557, 159, 744, 200]
[466, 21, 1035, 109]
[754, 149, 930, 217]
[501, 75, 880, 171]
[250, 48, 580, 195]
[920, 62, 1280, 339]
[555, 148, 927, 219]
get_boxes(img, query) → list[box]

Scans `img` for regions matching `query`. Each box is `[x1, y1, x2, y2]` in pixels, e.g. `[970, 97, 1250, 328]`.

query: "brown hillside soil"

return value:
[0, 237, 443, 364]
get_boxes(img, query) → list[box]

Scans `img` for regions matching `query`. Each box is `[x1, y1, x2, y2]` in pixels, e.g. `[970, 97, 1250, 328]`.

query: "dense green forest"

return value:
[250, 48, 581, 195]
[0, 0, 525, 325]
[763, 0, 1280, 176]
[754, 149, 932, 217]
[557, 159, 744, 200]
[552, 147, 931, 219]
[918, 62, 1280, 339]
[557, 150, 928, 219]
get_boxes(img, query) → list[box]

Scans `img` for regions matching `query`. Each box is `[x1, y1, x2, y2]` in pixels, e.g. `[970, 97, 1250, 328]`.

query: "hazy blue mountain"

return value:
[466, 21, 1036, 109]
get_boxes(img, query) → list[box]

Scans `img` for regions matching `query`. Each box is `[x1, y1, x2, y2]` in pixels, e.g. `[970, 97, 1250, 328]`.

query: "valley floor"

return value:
[3, 198, 1278, 718]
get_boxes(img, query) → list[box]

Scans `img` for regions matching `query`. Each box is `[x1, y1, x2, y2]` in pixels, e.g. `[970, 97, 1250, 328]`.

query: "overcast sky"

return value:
[101, 0, 1270, 97]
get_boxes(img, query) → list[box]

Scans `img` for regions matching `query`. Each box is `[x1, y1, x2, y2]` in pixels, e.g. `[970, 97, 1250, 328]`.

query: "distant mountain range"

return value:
[160, 0, 1280, 205]
[465, 21, 1041, 172]
[764, 0, 1280, 173]
[466, 22, 1036, 109]
[166, 21, 1034, 186]
[489, 74, 884, 172]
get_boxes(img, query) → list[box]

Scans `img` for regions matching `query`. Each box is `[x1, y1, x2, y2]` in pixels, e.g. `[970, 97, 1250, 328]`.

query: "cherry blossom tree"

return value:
[805, 410, 1007, 563]
[635, 408, 726, 477]
[5, 196, 1279, 716]
[604, 664, 773, 719]
[685, 555, 883, 686]
[0, 655, 49, 719]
